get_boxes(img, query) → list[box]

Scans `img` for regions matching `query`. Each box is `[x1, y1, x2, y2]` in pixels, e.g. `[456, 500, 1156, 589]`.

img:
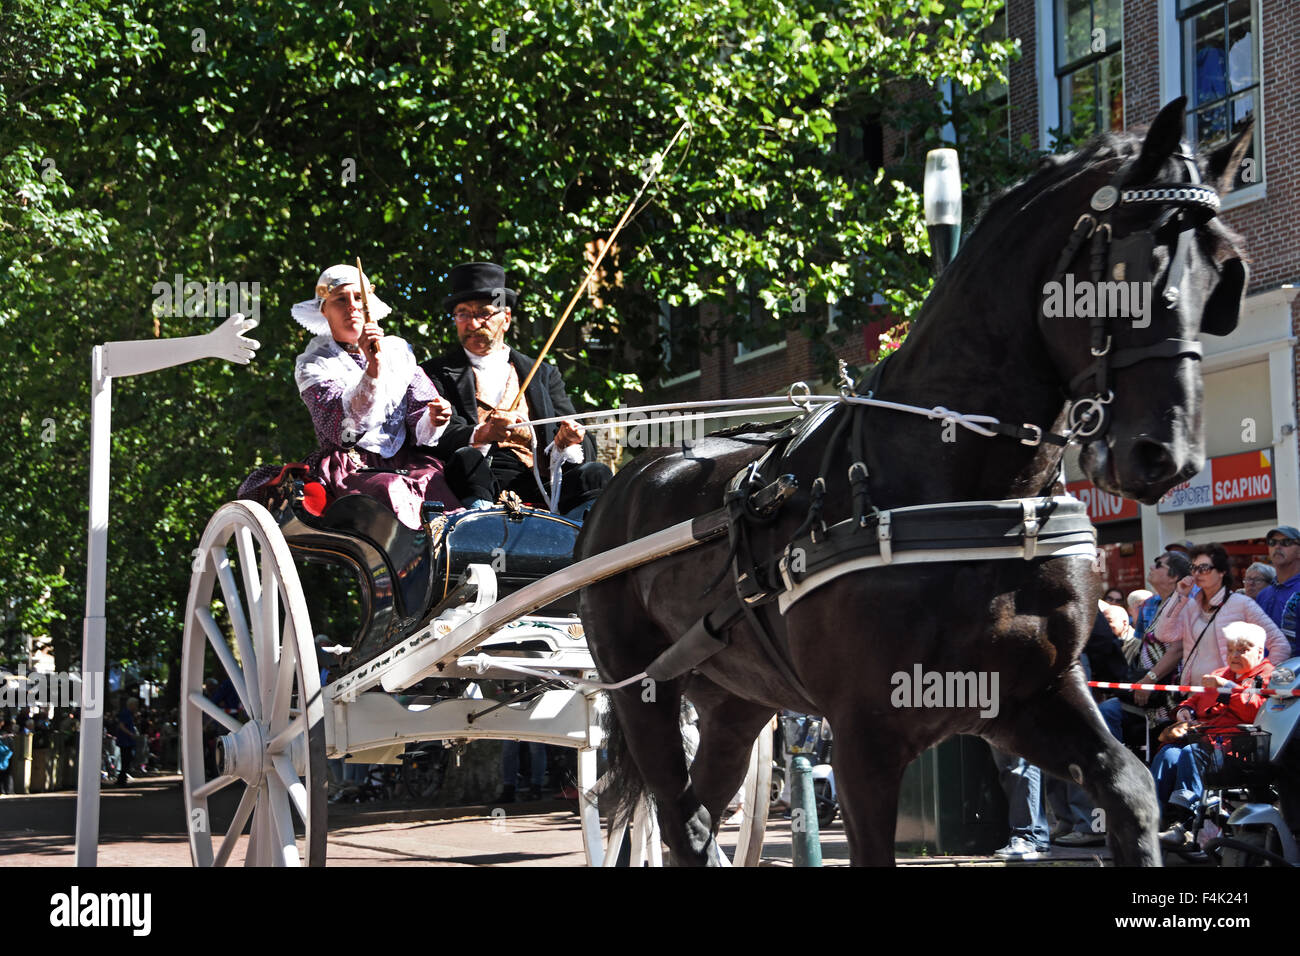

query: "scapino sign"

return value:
[1157, 449, 1274, 514]
[1066, 449, 1274, 522]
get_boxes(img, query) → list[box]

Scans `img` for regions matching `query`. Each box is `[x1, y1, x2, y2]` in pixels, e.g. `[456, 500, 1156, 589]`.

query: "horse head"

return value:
[1035, 97, 1252, 504]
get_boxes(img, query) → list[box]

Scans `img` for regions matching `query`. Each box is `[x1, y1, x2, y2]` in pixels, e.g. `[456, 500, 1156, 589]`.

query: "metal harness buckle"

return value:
[1021, 500, 1040, 561]
[877, 511, 893, 564]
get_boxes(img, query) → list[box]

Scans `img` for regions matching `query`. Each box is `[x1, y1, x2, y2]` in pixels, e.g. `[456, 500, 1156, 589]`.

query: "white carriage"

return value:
[179, 473, 774, 867]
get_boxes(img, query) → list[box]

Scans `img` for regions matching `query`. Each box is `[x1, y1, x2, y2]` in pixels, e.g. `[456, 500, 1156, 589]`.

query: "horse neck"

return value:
[862, 241, 1071, 505]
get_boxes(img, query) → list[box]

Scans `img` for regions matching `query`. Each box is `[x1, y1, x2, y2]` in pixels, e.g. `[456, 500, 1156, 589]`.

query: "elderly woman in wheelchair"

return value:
[1153, 622, 1274, 849]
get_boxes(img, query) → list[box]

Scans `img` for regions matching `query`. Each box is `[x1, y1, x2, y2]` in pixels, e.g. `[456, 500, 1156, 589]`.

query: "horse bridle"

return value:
[1049, 149, 1222, 443]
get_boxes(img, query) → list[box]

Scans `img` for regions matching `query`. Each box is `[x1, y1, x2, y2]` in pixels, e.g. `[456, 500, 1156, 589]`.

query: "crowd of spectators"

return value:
[0, 694, 179, 794]
[996, 531, 1299, 859]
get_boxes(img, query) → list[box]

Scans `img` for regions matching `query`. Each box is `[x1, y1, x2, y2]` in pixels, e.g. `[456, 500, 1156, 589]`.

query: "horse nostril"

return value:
[1130, 439, 1178, 484]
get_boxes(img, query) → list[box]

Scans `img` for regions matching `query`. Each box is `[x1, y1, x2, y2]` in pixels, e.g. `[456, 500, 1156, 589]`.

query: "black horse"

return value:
[577, 98, 1254, 866]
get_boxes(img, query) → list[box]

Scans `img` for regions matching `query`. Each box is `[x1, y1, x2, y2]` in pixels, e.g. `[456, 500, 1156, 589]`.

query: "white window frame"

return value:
[1036, 0, 1125, 150]
[733, 279, 787, 363]
[1160, 0, 1267, 209]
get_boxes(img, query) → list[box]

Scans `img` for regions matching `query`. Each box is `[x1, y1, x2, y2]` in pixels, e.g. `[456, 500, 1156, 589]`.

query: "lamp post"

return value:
[74, 312, 259, 866]
[924, 148, 963, 274]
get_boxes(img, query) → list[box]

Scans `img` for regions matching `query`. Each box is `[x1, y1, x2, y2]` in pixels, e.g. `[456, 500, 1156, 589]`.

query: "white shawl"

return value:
[294, 334, 423, 458]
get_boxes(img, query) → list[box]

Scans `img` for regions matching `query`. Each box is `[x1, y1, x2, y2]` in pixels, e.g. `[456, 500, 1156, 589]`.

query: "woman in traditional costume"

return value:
[240, 264, 462, 526]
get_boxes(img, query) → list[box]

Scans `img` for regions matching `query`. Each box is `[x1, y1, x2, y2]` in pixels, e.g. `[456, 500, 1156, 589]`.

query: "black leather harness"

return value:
[639, 150, 1225, 704]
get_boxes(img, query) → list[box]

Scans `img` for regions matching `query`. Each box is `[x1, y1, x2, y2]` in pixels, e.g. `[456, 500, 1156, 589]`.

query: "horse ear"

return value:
[1202, 119, 1255, 193]
[1201, 258, 1248, 337]
[1129, 97, 1188, 182]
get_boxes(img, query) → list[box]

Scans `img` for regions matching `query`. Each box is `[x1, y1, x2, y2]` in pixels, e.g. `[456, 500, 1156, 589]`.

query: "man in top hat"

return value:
[421, 262, 612, 516]
[1255, 524, 1300, 652]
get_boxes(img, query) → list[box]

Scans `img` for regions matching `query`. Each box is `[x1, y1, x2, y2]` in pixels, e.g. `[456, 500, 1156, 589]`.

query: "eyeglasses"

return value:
[1267, 537, 1298, 547]
[1190, 563, 1217, 574]
[452, 307, 505, 322]
[1151, 561, 1165, 569]
[1244, 576, 1268, 585]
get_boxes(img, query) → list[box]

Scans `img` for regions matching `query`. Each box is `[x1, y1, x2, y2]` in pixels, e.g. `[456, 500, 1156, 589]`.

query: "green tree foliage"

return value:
[0, 0, 1020, 676]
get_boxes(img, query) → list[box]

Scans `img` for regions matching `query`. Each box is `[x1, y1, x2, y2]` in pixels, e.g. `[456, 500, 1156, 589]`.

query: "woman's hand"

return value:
[426, 396, 452, 427]
[361, 320, 384, 378]
[1175, 576, 1194, 598]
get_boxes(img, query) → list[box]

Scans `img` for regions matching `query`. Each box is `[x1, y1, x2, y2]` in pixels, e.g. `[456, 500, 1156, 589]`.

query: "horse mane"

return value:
[969, 129, 1246, 263]
[969, 132, 1139, 238]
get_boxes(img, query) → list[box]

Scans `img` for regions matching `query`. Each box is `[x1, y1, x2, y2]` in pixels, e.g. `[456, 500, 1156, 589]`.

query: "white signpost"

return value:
[75, 313, 260, 867]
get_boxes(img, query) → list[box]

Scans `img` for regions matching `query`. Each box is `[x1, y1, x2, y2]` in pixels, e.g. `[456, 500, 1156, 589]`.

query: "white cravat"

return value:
[464, 346, 513, 407]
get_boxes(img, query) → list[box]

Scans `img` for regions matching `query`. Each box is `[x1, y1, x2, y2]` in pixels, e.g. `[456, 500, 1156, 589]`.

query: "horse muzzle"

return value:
[1079, 434, 1202, 506]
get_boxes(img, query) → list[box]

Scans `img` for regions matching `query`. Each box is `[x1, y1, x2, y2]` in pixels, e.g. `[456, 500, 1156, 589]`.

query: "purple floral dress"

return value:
[240, 342, 461, 527]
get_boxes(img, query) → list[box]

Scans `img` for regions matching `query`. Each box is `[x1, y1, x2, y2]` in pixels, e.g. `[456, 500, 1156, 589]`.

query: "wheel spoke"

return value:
[188, 690, 241, 734]
[266, 772, 301, 866]
[271, 753, 309, 824]
[266, 712, 306, 755]
[215, 783, 258, 867]
[267, 623, 298, 732]
[258, 558, 281, 715]
[214, 546, 261, 720]
[195, 608, 253, 716]
[193, 773, 238, 800]
[245, 794, 263, 866]
[235, 525, 262, 636]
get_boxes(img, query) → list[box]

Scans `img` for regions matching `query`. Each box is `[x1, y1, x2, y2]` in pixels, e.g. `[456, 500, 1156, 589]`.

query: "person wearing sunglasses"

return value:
[1252, 525, 1300, 649]
[1241, 562, 1276, 601]
[1153, 543, 1289, 692]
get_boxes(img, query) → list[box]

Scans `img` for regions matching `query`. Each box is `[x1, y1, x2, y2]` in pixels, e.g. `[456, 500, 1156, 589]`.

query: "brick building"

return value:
[648, 0, 1298, 594]
[1009, 0, 1299, 591]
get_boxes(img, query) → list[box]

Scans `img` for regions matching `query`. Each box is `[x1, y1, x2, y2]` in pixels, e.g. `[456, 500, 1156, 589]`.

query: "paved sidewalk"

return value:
[0, 776, 1110, 867]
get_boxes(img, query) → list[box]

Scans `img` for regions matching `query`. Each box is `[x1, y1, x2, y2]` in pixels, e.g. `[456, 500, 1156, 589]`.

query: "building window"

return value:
[658, 301, 700, 382]
[734, 276, 786, 361]
[1054, 0, 1124, 140]
[1179, 0, 1261, 191]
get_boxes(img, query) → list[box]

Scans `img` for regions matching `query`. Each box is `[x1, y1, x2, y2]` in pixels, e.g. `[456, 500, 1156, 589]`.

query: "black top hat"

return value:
[443, 262, 518, 312]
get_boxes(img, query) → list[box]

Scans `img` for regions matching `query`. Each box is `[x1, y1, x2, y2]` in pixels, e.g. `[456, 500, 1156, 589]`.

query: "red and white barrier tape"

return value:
[1087, 680, 1300, 698]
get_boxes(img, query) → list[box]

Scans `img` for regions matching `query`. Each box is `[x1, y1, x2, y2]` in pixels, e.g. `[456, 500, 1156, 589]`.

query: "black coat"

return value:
[420, 347, 597, 468]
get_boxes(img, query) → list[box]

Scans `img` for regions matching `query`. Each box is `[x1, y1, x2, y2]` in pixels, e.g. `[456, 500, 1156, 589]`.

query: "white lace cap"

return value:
[290, 264, 392, 334]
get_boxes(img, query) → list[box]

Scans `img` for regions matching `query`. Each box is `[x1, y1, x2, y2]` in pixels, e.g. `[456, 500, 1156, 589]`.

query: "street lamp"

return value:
[924, 148, 962, 274]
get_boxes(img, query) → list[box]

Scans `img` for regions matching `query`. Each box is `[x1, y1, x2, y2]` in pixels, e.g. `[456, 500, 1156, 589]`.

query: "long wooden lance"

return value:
[507, 120, 691, 411]
[355, 256, 380, 359]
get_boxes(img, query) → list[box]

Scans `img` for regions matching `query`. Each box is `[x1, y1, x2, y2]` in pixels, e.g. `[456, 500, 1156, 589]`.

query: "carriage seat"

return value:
[273, 484, 585, 669]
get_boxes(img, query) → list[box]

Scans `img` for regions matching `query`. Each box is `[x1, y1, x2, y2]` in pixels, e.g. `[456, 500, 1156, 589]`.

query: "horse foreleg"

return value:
[987, 672, 1160, 867]
[823, 725, 909, 866]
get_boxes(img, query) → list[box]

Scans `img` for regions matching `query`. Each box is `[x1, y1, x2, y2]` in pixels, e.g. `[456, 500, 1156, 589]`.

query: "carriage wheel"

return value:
[180, 500, 327, 866]
[592, 723, 772, 866]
